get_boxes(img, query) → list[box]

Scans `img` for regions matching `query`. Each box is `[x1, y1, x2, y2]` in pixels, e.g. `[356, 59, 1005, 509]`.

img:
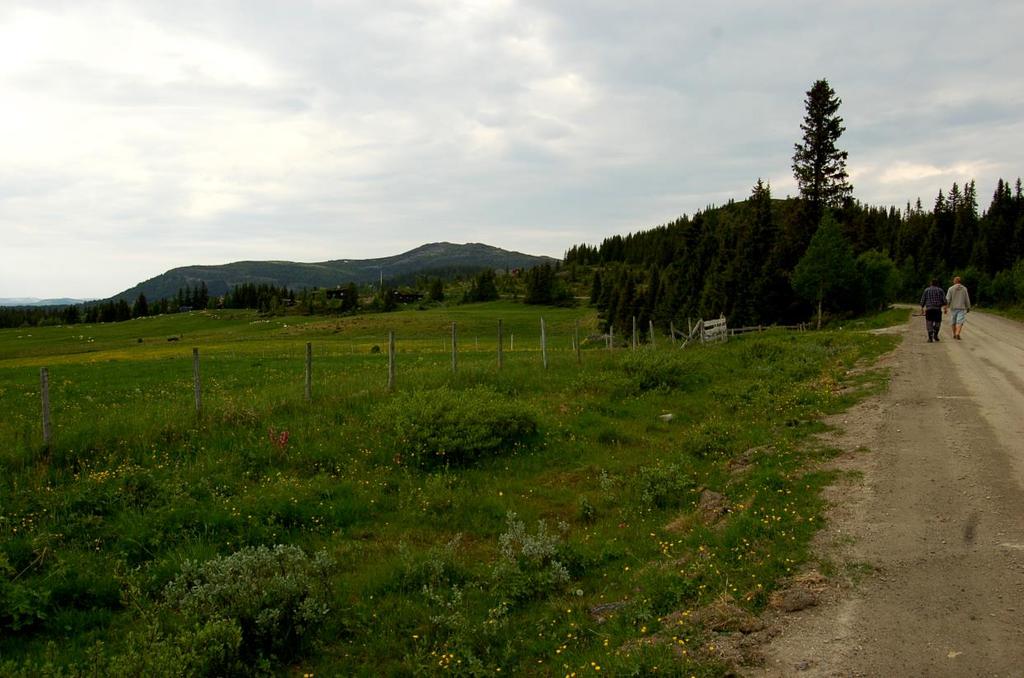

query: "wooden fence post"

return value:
[305, 342, 312, 402]
[498, 319, 504, 369]
[609, 326, 614, 351]
[670, 322, 677, 348]
[40, 367, 51, 448]
[540, 318, 548, 369]
[649, 320, 656, 348]
[451, 322, 458, 372]
[574, 320, 581, 365]
[192, 348, 202, 417]
[632, 316, 637, 350]
[388, 331, 396, 391]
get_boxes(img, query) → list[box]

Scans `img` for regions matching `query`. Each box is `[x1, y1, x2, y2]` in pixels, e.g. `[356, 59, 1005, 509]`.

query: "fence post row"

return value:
[40, 367, 52, 448]
[574, 320, 581, 365]
[498, 319, 504, 369]
[388, 331, 396, 391]
[540, 317, 548, 369]
[451, 322, 457, 372]
[305, 342, 312, 402]
[193, 348, 202, 417]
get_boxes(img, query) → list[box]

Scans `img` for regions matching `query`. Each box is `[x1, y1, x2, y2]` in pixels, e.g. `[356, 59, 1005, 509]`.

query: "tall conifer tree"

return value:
[792, 79, 852, 215]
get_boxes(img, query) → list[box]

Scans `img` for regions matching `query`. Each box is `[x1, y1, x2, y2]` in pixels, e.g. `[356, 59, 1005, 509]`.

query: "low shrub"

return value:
[378, 386, 537, 469]
[0, 552, 50, 633]
[634, 461, 697, 511]
[681, 418, 740, 459]
[620, 351, 707, 392]
[163, 544, 333, 667]
[491, 512, 570, 603]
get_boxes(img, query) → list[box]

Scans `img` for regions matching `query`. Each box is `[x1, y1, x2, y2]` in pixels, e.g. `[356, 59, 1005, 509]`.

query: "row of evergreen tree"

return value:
[574, 178, 1024, 335]
[568, 78, 1024, 335]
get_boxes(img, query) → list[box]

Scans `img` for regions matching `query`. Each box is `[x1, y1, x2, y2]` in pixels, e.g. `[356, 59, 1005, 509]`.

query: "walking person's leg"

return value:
[952, 309, 966, 339]
[925, 309, 941, 341]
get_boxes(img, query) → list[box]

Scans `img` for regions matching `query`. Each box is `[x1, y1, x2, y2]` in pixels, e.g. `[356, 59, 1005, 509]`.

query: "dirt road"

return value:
[753, 310, 1024, 677]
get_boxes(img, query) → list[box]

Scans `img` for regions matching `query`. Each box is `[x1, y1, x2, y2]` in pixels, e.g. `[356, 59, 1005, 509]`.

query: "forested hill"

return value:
[568, 178, 1024, 332]
[110, 242, 557, 303]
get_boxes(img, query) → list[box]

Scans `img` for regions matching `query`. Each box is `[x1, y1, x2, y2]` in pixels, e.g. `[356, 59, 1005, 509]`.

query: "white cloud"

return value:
[1, 0, 1022, 297]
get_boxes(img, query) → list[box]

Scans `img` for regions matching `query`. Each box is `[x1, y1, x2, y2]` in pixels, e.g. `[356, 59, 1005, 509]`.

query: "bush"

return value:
[0, 551, 51, 634]
[681, 419, 738, 459]
[620, 351, 706, 393]
[379, 386, 537, 469]
[491, 513, 570, 603]
[635, 461, 696, 511]
[163, 544, 333, 666]
[856, 250, 900, 312]
[109, 620, 244, 678]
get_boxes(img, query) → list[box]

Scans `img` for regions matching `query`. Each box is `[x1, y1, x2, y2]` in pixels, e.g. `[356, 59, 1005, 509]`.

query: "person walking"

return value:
[945, 276, 971, 340]
[920, 278, 946, 342]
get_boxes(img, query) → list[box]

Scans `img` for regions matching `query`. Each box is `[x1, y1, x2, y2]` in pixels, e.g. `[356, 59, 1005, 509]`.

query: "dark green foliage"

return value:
[463, 269, 499, 303]
[427, 277, 445, 302]
[856, 250, 900, 312]
[792, 78, 852, 213]
[792, 213, 858, 328]
[132, 293, 149, 318]
[162, 545, 333, 666]
[634, 462, 697, 511]
[523, 264, 571, 305]
[378, 386, 537, 468]
[224, 282, 294, 312]
[620, 350, 708, 393]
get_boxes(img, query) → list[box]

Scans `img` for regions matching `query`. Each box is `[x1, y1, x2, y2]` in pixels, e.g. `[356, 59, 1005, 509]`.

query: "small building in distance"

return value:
[391, 291, 423, 304]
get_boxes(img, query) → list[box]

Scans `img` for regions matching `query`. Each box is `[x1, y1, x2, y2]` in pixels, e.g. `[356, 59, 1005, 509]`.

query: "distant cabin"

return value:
[392, 291, 423, 304]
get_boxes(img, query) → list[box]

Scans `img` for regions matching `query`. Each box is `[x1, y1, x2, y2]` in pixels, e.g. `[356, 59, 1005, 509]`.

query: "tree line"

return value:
[0, 264, 575, 329]
[568, 79, 1024, 336]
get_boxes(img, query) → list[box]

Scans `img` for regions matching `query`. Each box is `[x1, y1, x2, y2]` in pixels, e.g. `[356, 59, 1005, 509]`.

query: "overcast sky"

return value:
[2, 1, 1022, 299]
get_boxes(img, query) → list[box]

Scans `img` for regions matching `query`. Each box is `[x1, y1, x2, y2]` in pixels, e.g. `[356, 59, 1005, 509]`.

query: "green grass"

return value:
[0, 302, 899, 676]
[977, 304, 1024, 323]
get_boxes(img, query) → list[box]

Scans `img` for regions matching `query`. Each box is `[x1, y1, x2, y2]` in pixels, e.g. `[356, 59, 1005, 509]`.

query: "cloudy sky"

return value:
[2, 1, 1022, 299]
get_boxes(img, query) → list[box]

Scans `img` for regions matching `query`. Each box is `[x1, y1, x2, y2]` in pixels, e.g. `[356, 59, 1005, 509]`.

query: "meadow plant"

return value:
[162, 544, 333, 666]
[635, 461, 697, 511]
[491, 512, 570, 603]
[378, 386, 537, 468]
[620, 350, 707, 392]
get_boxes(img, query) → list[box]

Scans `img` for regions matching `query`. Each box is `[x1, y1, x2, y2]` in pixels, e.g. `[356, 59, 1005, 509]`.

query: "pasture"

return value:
[0, 302, 901, 676]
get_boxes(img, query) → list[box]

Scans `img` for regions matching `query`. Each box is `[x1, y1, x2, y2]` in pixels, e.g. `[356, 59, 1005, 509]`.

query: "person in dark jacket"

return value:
[920, 279, 946, 342]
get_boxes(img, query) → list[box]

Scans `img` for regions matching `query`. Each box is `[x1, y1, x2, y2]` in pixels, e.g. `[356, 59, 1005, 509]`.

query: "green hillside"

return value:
[111, 242, 557, 302]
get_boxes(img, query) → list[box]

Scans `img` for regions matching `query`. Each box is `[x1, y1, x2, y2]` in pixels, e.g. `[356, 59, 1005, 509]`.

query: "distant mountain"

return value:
[110, 242, 558, 302]
[0, 297, 92, 307]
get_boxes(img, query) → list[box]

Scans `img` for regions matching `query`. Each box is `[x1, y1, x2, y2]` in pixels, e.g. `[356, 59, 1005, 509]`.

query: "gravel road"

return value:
[752, 309, 1024, 677]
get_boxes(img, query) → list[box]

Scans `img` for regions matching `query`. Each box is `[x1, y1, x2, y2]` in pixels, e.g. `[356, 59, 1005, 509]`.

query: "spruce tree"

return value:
[792, 79, 852, 216]
[132, 293, 149, 318]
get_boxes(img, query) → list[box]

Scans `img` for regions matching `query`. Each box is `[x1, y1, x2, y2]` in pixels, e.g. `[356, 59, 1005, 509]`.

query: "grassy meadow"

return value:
[0, 302, 903, 676]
